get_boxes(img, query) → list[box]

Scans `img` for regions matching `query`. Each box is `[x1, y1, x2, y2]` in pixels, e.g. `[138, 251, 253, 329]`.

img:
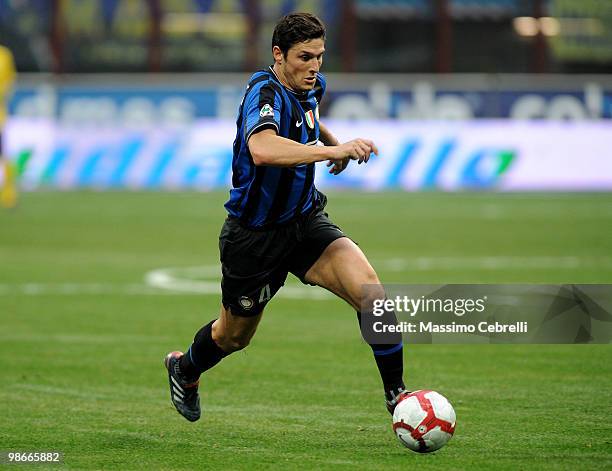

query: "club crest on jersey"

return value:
[239, 296, 254, 310]
[259, 104, 274, 118]
[305, 109, 315, 129]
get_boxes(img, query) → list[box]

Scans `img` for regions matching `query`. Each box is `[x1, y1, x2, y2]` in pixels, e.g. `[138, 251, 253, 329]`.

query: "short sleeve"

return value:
[244, 82, 283, 142]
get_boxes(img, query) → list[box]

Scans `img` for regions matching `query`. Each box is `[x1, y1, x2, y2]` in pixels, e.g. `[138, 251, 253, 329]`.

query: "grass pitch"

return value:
[1, 191, 611, 470]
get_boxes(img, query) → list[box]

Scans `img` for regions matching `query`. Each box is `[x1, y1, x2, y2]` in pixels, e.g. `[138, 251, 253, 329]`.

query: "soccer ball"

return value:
[392, 390, 456, 453]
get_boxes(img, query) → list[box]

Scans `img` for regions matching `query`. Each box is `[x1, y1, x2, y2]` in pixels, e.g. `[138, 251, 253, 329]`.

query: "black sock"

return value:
[373, 344, 405, 396]
[357, 311, 405, 395]
[179, 319, 229, 381]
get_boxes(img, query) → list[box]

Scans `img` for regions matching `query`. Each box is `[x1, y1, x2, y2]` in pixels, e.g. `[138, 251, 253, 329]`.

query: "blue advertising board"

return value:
[10, 77, 612, 125]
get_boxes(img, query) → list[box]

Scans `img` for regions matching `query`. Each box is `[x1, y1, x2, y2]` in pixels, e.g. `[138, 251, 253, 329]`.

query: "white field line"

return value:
[374, 255, 611, 271]
[144, 266, 331, 299]
[1, 256, 611, 297]
[0, 333, 170, 344]
[0, 282, 164, 296]
[15, 383, 118, 401]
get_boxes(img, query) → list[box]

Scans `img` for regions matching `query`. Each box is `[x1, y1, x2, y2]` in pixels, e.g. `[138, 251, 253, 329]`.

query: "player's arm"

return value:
[248, 129, 376, 167]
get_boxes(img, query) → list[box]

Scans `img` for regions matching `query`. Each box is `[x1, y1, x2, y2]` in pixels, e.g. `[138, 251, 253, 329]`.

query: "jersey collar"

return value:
[268, 65, 310, 99]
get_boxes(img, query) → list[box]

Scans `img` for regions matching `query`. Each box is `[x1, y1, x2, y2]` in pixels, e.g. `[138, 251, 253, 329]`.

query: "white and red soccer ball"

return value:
[392, 390, 456, 453]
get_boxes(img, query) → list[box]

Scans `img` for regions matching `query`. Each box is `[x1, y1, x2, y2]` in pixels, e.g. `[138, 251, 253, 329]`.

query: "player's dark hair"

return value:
[272, 13, 326, 57]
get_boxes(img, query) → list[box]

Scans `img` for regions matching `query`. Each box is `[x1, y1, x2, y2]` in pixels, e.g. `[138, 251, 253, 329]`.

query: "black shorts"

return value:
[219, 200, 346, 316]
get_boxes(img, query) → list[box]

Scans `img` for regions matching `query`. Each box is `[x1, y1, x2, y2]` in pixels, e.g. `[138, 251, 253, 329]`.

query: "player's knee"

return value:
[358, 267, 383, 306]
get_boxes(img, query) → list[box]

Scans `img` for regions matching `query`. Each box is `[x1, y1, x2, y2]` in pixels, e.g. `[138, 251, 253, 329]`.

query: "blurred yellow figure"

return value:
[0, 44, 17, 208]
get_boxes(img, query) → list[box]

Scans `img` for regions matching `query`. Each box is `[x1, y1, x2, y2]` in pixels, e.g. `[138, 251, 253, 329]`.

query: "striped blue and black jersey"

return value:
[224, 66, 326, 228]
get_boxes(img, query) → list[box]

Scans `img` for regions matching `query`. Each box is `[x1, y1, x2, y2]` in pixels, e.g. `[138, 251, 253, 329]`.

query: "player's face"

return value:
[274, 38, 325, 92]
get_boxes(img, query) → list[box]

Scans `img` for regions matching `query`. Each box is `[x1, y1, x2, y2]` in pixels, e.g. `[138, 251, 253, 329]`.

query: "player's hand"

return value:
[332, 138, 378, 164]
[326, 157, 350, 175]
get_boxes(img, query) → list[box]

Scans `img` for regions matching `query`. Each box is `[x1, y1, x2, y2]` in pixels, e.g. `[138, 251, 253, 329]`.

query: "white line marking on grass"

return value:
[0, 333, 170, 344]
[2, 256, 610, 298]
[0, 283, 167, 296]
[375, 256, 612, 271]
[0, 266, 330, 299]
[16, 383, 116, 401]
[144, 266, 331, 299]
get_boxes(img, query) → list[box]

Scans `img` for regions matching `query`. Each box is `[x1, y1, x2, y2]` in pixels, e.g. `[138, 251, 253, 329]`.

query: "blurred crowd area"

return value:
[1, 0, 612, 74]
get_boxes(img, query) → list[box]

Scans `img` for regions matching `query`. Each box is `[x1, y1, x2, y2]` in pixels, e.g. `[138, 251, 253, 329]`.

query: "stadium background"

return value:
[1, 1, 611, 470]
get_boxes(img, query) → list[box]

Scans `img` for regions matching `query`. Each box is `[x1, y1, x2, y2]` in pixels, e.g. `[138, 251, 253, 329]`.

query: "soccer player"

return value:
[165, 12, 406, 422]
[0, 44, 17, 209]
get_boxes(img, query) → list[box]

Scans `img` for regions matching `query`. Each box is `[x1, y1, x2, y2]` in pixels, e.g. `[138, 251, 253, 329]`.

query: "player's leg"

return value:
[302, 237, 407, 413]
[165, 217, 290, 421]
[303, 237, 375, 309]
[165, 305, 264, 422]
[213, 304, 264, 352]
[179, 304, 263, 379]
